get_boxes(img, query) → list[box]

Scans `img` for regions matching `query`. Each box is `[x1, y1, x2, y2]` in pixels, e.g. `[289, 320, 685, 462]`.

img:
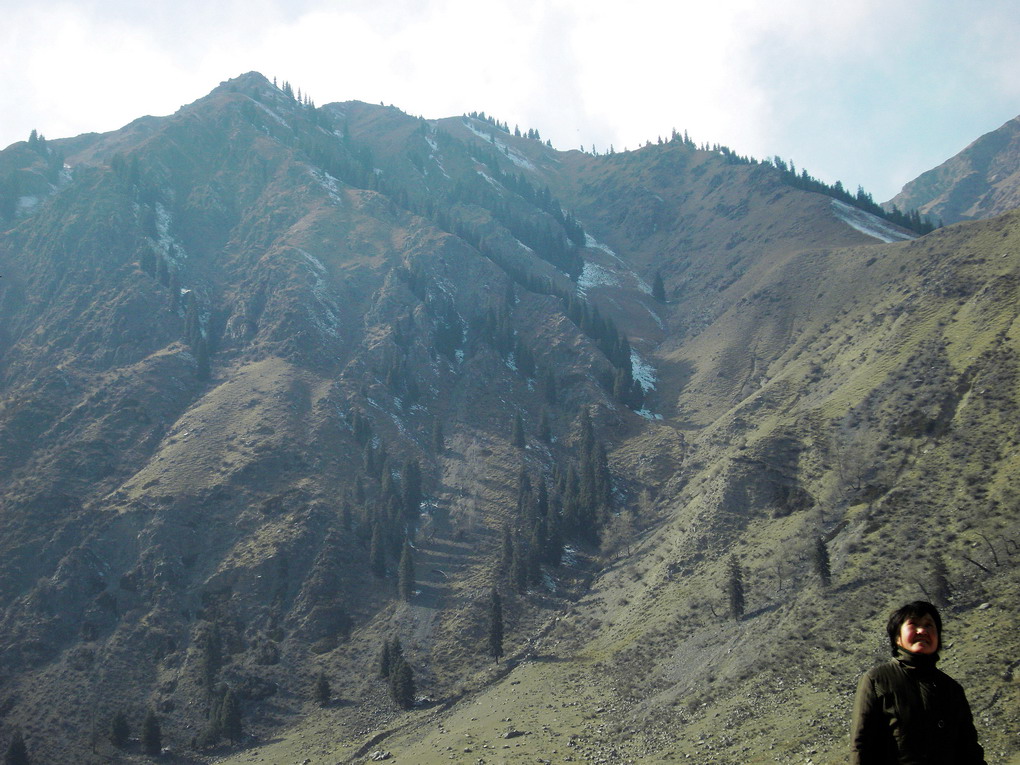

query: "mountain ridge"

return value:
[0, 72, 1017, 764]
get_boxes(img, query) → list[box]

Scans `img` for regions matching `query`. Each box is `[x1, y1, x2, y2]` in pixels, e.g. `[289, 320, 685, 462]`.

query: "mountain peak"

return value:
[886, 112, 1020, 224]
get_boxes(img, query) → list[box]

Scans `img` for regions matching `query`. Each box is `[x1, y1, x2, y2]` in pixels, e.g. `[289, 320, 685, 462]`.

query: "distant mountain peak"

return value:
[886, 113, 1020, 224]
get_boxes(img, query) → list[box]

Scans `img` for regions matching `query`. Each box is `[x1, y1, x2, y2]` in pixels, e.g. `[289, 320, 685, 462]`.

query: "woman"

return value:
[851, 600, 985, 764]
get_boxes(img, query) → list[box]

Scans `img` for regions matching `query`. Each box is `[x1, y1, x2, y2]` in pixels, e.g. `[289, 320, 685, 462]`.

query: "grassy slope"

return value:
[214, 211, 1020, 765]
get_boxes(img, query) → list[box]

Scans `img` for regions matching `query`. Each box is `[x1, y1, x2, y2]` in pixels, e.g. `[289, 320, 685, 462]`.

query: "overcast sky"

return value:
[2, 0, 1018, 202]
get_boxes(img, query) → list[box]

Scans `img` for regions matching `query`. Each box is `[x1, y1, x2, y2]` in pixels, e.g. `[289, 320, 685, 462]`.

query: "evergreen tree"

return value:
[537, 410, 552, 444]
[578, 410, 596, 461]
[362, 441, 377, 477]
[199, 621, 223, 693]
[431, 419, 445, 452]
[219, 689, 242, 744]
[109, 711, 130, 748]
[593, 441, 612, 511]
[727, 555, 745, 621]
[184, 291, 201, 347]
[544, 510, 564, 567]
[516, 469, 534, 518]
[500, 524, 514, 575]
[542, 368, 557, 405]
[385, 638, 415, 709]
[156, 255, 170, 287]
[512, 412, 526, 449]
[509, 535, 528, 593]
[4, 730, 28, 765]
[401, 458, 422, 522]
[370, 523, 386, 578]
[526, 526, 543, 585]
[380, 464, 399, 503]
[398, 538, 415, 601]
[379, 639, 393, 679]
[931, 553, 951, 606]
[536, 479, 549, 519]
[813, 535, 832, 588]
[195, 336, 211, 381]
[167, 269, 181, 312]
[390, 659, 416, 710]
[142, 709, 162, 756]
[314, 672, 331, 706]
[488, 589, 504, 661]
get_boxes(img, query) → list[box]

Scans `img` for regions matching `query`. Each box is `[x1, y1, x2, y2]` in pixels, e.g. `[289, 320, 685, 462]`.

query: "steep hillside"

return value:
[0, 73, 1017, 765]
[887, 114, 1020, 225]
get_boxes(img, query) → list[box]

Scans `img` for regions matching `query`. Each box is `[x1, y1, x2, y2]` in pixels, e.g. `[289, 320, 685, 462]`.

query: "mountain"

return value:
[887, 114, 1020, 225]
[0, 73, 1017, 764]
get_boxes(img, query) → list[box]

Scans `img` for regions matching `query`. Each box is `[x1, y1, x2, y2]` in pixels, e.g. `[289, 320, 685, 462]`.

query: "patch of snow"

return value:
[577, 260, 620, 294]
[643, 302, 666, 330]
[583, 232, 658, 298]
[462, 119, 536, 170]
[631, 351, 657, 392]
[505, 354, 518, 372]
[254, 100, 289, 129]
[635, 408, 664, 421]
[297, 249, 339, 338]
[635, 278, 653, 295]
[16, 196, 38, 214]
[390, 411, 410, 437]
[153, 202, 186, 264]
[503, 147, 537, 171]
[561, 546, 579, 567]
[584, 232, 618, 258]
[431, 158, 451, 180]
[831, 199, 915, 244]
[311, 168, 344, 205]
[424, 135, 452, 179]
[541, 571, 558, 593]
[300, 250, 326, 273]
[477, 169, 503, 192]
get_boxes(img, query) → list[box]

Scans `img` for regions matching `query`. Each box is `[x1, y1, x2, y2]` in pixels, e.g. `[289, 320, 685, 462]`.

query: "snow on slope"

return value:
[577, 261, 620, 294]
[462, 119, 536, 170]
[831, 200, 916, 243]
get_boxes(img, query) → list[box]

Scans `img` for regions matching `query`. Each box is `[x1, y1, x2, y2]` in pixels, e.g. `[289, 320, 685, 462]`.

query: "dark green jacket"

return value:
[851, 650, 985, 764]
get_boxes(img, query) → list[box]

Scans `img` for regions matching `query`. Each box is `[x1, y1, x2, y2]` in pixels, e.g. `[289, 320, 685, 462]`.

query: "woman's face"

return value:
[896, 613, 939, 654]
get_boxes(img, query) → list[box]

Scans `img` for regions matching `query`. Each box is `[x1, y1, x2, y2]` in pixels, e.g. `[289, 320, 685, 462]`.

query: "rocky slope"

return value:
[0, 73, 1017, 764]
[887, 113, 1020, 225]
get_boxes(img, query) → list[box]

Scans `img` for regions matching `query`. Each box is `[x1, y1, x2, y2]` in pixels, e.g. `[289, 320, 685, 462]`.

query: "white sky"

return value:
[1, 0, 1018, 202]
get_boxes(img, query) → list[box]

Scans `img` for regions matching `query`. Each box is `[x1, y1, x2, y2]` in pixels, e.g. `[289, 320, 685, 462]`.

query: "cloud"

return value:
[1, 0, 1018, 202]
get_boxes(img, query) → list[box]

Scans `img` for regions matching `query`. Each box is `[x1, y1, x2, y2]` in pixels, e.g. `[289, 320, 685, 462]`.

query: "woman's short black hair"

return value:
[886, 600, 943, 655]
